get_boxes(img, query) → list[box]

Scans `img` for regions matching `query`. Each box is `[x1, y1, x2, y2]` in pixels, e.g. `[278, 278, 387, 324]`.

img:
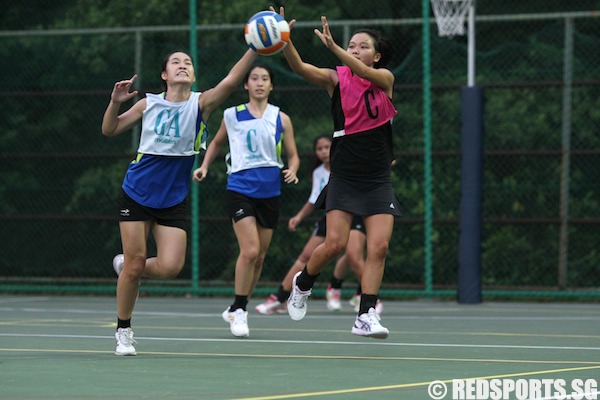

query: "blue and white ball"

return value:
[244, 11, 290, 56]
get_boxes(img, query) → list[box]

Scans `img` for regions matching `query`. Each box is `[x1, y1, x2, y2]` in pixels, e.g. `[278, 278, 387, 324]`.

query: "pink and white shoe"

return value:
[255, 294, 287, 315]
[326, 286, 342, 311]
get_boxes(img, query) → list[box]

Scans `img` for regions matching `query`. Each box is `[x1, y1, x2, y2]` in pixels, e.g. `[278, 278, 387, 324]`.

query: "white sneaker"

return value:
[287, 272, 311, 321]
[349, 294, 360, 313]
[375, 299, 384, 315]
[115, 327, 137, 356]
[326, 286, 342, 311]
[222, 308, 249, 337]
[112, 254, 124, 276]
[351, 307, 389, 339]
[255, 294, 287, 315]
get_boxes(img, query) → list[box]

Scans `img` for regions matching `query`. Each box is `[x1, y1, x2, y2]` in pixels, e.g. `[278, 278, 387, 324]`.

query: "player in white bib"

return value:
[102, 48, 257, 355]
[193, 63, 299, 337]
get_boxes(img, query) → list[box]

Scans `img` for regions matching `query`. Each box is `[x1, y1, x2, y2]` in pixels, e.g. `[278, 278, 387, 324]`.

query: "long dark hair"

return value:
[352, 28, 393, 68]
[309, 134, 332, 176]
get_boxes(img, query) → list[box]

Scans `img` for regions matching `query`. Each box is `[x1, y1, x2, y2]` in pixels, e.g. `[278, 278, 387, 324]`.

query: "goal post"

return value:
[430, 0, 483, 303]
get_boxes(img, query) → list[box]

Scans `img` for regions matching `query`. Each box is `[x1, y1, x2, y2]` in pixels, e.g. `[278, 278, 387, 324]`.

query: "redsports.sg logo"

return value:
[427, 378, 598, 400]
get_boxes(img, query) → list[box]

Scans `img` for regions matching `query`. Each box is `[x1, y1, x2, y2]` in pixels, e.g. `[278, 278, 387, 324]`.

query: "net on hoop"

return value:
[430, 0, 473, 37]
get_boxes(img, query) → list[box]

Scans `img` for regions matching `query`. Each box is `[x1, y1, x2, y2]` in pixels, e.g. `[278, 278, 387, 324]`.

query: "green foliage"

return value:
[2, 2, 600, 293]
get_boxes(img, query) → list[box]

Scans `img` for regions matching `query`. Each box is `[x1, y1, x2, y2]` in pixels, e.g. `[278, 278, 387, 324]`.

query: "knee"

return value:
[297, 249, 312, 264]
[370, 240, 389, 260]
[163, 267, 182, 279]
[161, 261, 185, 279]
[123, 255, 146, 278]
[325, 240, 345, 258]
[156, 255, 185, 279]
[239, 247, 260, 265]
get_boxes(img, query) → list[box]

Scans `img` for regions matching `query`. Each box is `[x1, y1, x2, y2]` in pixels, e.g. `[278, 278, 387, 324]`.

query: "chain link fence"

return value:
[1, 6, 599, 299]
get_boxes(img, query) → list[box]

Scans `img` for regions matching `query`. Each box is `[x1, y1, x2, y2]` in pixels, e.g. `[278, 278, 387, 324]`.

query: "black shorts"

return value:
[118, 189, 188, 230]
[226, 190, 280, 229]
[351, 215, 367, 234]
[325, 173, 403, 217]
[311, 214, 366, 236]
[311, 215, 327, 237]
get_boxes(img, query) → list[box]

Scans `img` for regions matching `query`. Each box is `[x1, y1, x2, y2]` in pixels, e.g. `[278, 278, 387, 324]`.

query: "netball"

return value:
[244, 11, 290, 56]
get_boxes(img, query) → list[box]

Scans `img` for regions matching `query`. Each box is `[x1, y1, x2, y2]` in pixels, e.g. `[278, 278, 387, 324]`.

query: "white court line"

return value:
[0, 297, 50, 304]
[0, 307, 599, 321]
[1, 332, 600, 351]
[0, 307, 215, 317]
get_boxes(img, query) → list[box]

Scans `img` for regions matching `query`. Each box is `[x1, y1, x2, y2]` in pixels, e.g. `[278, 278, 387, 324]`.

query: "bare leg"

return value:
[288, 210, 353, 320]
[248, 224, 274, 295]
[232, 217, 264, 297]
[332, 254, 350, 280]
[144, 224, 187, 278]
[361, 214, 394, 294]
[305, 210, 353, 276]
[334, 228, 366, 281]
[117, 221, 150, 321]
[281, 235, 325, 291]
[117, 222, 187, 320]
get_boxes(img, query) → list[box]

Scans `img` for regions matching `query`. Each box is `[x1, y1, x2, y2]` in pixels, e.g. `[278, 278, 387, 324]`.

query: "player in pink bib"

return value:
[272, 7, 401, 339]
[336, 65, 397, 136]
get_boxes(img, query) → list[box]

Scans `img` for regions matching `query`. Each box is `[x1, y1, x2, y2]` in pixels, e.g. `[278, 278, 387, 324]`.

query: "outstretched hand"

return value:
[269, 6, 296, 30]
[111, 74, 138, 103]
[314, 16, 336, 49]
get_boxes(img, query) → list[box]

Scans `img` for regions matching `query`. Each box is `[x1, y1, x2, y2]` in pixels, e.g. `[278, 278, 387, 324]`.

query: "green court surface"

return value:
[1, 295, 599, 399]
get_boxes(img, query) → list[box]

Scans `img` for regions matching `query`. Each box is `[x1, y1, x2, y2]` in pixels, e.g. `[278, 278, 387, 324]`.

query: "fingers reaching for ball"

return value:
[111, 74, 138, 103]
[269, 6, 296, 29]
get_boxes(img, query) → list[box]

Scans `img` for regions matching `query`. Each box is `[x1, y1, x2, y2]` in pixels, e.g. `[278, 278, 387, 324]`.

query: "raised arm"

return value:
[315, 16, 394, 97]
[101, 74, 145, 137]
[271, 6, 337, 96]
[198, 49, 257, 122]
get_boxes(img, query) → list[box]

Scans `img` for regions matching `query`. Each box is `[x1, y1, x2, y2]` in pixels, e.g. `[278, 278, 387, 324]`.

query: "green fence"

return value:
[1, 8, 600, 300]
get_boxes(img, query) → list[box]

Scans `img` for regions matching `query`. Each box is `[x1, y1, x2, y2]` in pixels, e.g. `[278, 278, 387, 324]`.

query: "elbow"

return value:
[354, 66, 371, 80]
[101, 127, 117, 137]
[288, 63, 299, 73]
[290, 64, 304, 75]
